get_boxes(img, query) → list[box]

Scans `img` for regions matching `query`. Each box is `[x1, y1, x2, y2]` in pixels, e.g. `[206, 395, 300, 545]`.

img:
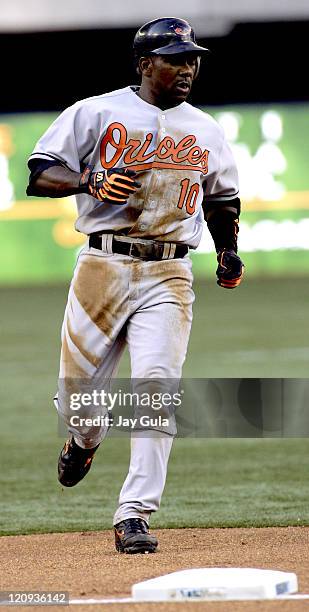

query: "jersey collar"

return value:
[128, 85, 186, 113]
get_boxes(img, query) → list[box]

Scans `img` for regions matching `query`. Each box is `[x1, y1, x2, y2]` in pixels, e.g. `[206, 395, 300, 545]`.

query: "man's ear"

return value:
[138, 56, 153, 77]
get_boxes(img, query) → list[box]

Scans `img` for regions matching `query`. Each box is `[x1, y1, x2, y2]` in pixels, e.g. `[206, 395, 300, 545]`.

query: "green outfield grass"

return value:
[0, 278, 309, 535]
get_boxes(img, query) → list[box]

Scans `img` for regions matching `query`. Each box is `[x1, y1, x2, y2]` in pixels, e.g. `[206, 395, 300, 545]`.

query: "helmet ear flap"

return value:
[194, 56, 201, 80]
[134, 53, 141, 75]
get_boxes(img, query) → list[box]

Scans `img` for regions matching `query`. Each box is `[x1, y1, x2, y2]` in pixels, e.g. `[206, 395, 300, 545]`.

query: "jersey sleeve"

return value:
[28, 101, 97, 172]
[204, 127, 239, 203]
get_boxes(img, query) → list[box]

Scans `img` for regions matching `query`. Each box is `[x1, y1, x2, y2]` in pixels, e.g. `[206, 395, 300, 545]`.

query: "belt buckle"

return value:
[129, 241, 157, 260]
[128, 241, 148, 260]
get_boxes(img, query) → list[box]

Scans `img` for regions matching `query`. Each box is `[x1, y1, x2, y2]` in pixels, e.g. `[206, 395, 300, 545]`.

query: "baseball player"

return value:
[26, 17, 244, 554]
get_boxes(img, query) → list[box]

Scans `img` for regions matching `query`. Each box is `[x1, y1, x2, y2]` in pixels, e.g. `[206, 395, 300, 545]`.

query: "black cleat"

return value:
[114, 518, 158, 554]
[58, 436, 100, 487]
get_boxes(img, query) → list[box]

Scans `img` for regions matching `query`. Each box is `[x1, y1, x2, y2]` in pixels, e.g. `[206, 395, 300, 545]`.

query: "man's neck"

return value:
[136, 84, 180, 110]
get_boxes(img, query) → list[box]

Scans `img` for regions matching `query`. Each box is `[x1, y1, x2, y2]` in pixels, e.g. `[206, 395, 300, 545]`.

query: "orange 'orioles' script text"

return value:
[100, 122, 209, 174]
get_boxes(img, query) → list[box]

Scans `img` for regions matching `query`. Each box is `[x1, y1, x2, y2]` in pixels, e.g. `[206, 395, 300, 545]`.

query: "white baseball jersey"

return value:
[29, 86, 239, 248]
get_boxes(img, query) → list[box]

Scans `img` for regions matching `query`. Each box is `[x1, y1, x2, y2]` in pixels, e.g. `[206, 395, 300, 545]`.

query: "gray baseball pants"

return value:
[55, 241, 194, 525]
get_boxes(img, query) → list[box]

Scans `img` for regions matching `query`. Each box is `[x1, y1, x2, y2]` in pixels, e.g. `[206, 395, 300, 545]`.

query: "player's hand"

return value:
[79, 165, 141, 204]
[216, 249, 244, 289]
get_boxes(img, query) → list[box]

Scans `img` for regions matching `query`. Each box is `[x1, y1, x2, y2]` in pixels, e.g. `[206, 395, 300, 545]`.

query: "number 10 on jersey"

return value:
[177, 179, 200, 215]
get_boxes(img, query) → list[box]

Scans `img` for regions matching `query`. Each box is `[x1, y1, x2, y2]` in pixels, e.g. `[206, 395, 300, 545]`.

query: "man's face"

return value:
[142, 52, 200, 106]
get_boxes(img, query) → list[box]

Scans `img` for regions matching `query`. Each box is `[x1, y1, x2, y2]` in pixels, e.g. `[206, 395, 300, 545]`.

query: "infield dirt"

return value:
[1, 526, 308, 611]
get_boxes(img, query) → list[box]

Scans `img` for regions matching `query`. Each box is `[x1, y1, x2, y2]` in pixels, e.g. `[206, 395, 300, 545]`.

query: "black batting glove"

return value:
[79, 165, 141, 204]
[216, 249, 244, 289]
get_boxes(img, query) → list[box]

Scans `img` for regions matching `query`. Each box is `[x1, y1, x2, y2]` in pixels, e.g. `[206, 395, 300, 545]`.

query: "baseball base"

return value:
[132, 567, 298, 602]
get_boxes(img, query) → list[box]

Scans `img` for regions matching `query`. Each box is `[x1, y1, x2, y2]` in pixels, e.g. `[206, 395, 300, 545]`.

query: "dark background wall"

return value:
[1, 20, 308, 113]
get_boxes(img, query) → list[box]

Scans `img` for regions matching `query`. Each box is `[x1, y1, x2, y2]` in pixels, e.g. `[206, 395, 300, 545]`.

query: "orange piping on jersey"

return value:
[100, 122, 209, 174]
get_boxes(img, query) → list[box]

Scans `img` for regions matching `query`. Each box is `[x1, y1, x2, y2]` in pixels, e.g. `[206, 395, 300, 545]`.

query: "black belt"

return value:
[89, 234, 189, 261]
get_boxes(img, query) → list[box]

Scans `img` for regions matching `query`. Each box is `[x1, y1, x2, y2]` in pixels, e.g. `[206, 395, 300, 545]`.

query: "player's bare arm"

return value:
[28, 162, 141, 204]
[29, 165, 81, 198]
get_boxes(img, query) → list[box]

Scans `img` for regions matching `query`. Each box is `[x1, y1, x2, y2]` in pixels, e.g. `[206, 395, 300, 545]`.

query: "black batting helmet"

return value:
[133, 17, 209, 58]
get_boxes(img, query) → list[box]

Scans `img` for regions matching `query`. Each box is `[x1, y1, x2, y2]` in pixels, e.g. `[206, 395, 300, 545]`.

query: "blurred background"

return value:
[1, 0, 309, 538]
